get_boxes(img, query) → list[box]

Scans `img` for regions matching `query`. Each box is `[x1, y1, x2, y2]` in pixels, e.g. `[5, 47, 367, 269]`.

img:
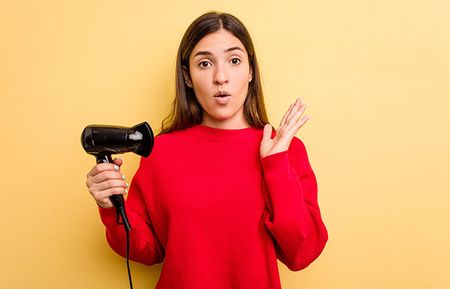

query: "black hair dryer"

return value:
[81, 122, 154, 231]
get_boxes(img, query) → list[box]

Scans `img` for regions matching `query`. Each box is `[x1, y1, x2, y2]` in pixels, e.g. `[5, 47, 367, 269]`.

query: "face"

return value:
[184, 29, 253, 129]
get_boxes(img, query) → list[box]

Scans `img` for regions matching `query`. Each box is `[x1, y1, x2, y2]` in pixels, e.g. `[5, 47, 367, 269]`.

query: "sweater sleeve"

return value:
[261, 136, 328, 271]
[98, 156, 164, 266]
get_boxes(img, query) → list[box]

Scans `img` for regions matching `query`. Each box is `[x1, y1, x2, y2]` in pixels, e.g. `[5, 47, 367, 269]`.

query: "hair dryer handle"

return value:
[95, 154, 132, 231]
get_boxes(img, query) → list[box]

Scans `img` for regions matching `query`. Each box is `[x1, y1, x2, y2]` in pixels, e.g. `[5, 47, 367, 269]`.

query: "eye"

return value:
[230, 57, 241, 65]
[199, 61, 212, 68]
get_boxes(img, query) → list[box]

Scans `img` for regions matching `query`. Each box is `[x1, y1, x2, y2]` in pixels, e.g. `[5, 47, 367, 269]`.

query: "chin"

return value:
[211, 115, 233, 122]
[205, 111, 236, 122]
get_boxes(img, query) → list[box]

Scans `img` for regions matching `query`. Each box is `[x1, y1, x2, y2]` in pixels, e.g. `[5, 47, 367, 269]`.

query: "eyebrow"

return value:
[192, 46, 245, 58]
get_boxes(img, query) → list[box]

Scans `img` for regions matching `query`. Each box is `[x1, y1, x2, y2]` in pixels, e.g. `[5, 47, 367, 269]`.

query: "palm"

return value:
[260, 98, 309, 158]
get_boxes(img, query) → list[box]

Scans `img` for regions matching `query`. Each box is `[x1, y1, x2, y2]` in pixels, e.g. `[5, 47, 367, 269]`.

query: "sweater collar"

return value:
[188, 124, 263, 142]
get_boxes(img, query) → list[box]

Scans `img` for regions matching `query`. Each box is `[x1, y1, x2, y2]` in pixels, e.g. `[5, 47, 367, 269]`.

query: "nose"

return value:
[213, 62, 228, 85]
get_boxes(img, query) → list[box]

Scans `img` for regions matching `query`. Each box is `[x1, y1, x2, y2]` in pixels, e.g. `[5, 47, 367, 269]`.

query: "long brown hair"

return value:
[158, 11, 269, 135]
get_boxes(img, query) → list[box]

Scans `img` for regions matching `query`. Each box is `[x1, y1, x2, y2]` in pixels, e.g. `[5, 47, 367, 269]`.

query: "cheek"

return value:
[192, 84, 211, 102]
[236, 72, 251, 95]
[190, 72, 210, 94]
[235, 66, 251, 84]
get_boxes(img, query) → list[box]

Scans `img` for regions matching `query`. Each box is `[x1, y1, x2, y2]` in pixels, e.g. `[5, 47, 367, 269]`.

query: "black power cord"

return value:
[125, 228, 133, 289]
[116, 205, 134, 289]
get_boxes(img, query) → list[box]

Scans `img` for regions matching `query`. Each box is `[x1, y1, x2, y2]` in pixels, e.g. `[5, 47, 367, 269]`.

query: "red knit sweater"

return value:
[99, 124, 328, 289]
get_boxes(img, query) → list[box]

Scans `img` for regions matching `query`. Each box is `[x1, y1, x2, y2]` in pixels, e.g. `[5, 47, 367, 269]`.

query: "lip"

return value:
[214, 91, 231, 105]
[214, 91, 231, 98]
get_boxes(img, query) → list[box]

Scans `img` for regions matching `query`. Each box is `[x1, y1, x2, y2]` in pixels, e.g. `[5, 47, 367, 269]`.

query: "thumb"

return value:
[262, 124, 273, 142]
[113, 157, 123, 167]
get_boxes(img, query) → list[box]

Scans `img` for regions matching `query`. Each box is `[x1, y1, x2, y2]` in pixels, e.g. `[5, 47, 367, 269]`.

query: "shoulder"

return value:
[154, 126, 203, 150]
[154, 129, 186, 147]
[139, 128, 190, 166]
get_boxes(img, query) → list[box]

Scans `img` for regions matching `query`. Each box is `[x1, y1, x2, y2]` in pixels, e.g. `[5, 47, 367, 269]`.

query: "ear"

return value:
[182, 66, 193, 88]
[248, 67, 253, 82]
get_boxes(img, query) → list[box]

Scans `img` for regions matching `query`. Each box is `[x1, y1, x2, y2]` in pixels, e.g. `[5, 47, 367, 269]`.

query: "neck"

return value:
[201, 114, 249, 130]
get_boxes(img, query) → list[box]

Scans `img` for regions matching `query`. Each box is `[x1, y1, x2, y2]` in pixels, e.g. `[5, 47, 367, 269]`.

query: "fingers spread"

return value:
[293, 115, 310, 130]
[286, 104, 307, 128]
[280, 103, 294, 126]
[284, 98, 302, 126]
[286, 102, 305, 126]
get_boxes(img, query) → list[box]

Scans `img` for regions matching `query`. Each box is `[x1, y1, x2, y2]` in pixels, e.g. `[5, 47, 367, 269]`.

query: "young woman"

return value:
[85, 11, 328, 289]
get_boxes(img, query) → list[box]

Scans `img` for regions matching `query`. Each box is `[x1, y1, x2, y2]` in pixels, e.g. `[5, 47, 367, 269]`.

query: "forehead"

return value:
[191, 29, 247, 54]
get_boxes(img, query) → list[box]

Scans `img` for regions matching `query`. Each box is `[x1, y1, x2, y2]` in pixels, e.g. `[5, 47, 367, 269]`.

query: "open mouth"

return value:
[214, 91, 231, 98]
[213, 91, 231, 104]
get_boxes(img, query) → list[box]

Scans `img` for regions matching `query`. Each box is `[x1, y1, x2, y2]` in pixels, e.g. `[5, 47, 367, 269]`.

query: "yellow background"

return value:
[1, 0, 449, 288]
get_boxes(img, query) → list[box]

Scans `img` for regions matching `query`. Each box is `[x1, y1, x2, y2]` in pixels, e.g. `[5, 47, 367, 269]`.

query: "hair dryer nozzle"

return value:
[130, 122, 154, 157]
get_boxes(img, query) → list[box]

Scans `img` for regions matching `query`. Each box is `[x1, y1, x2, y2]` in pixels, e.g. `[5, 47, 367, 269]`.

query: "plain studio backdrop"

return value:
[1, 0, 449, 288]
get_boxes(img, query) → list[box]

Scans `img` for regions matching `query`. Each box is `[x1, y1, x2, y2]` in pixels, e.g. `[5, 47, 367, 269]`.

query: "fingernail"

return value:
[126, 182, 129, 188]
[124, 189, 128, 194]
[122, 174, 126, 180]
[114, 165, 119, 171]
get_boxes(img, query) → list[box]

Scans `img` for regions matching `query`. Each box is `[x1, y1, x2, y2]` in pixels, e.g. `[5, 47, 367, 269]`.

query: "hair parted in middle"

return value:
[159, 11, 269, 135]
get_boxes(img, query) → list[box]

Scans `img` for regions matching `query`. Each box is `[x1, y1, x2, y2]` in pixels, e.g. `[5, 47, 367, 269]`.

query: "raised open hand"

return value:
[260, 98, 310, 158]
